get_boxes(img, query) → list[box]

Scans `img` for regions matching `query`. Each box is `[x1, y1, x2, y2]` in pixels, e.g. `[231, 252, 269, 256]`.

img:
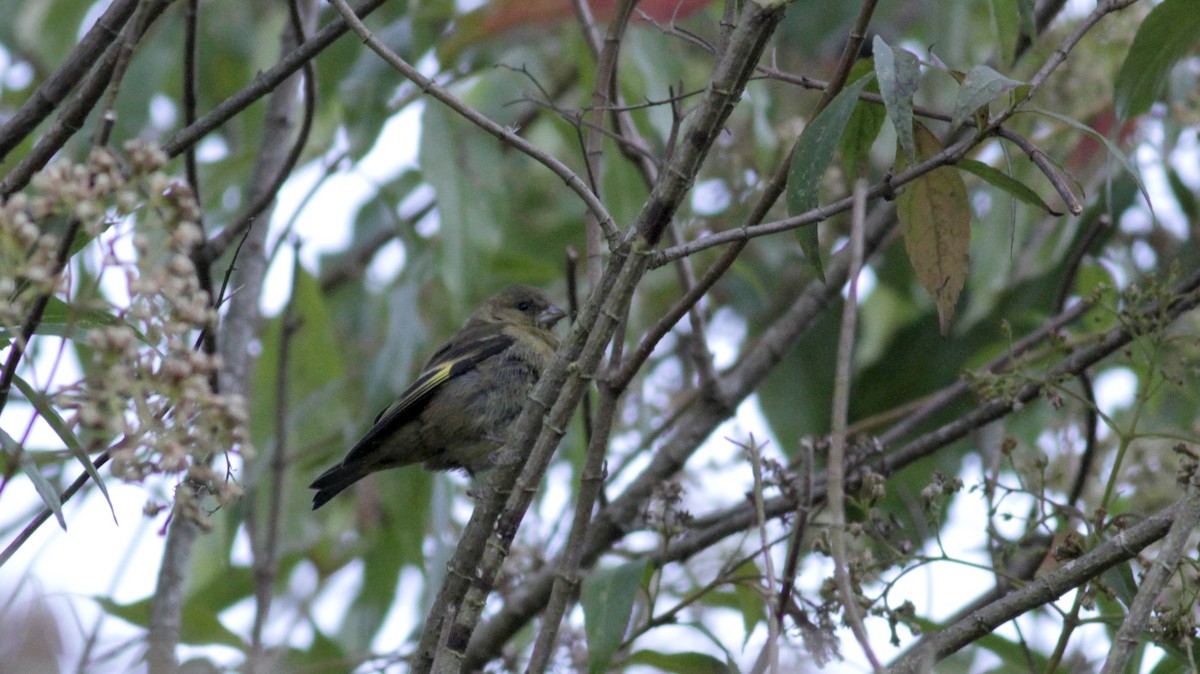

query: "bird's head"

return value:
[471, 285, 566, 330]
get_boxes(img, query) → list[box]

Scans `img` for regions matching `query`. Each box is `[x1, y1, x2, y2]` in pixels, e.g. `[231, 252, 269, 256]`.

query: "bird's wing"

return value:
[336, 329, 514, 466]
[374, 330, 512, 425]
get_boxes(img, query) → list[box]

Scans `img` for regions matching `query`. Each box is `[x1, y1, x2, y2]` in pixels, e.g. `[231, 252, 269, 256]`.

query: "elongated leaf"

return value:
[786, 75, 874, 282]
[93, 596, 244, 648]
[951, 65, 1024, 129]
[957, 158, 1060, 215]
[840, 60, 886, 181]
[894, 123, 971, 334]
[1016, 0, 1036, 38]
[582, 559, 650, 674]
[10, 374, 114, 521]
[873, 36, 921, 163]
[1026, 108, 1154, 220]
[1114, 0, 1200, 120]
[1166, 167, 1199, 222]
[990, 0, 1019, 66]
[6, 434, 67, 530]
[628, 650, 732, 674]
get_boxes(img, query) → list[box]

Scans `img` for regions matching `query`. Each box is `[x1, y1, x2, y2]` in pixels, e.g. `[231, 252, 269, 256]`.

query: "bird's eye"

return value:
[517, 301, 532, 312]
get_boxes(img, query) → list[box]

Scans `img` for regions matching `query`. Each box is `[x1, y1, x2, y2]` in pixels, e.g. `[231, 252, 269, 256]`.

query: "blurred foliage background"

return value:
[1, 0, 1200, 671]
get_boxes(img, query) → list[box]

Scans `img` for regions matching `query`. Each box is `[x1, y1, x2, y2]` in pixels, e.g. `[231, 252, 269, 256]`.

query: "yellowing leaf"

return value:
[894, 123, 971, 335]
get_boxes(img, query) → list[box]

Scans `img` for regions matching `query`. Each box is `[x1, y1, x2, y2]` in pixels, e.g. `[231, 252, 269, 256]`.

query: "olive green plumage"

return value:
[310, 285, 565, 509]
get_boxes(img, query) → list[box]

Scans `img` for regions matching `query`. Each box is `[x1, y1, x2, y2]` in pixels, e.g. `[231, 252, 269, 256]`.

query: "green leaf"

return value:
[839, 60, 886, 180]
[1100, 560, 1138, 608]
[873, 36, 921, 164]
[1016, 0, 1036, 39]
[582, 559, 650, 674]
[894, 122, 971, 335]
[951, 65, 1025, 129]
[418, 104, 506, 314]
[1114, 0, 1200, 120]
[1026, 108, 1155, 221]
[628, 650, 732, 674]
[93, 596, 244, 649]
[957, 158, 1061, 215]
[12, 0, 97, 73]
[251, 266, 348, 450]
[2, 430, 66, 529]
[989, 0, 1019, 67]
[1166, 166, 1199, 222]
[786, 74, 874, 282]
[698, 559, 766, 646]
[10, 374, 114, 521]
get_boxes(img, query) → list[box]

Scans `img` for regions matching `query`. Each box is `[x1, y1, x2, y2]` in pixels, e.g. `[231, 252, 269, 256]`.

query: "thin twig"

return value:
[886, 501, 1178, 673]
[0, 0, 139, 162]
[249, 242, 302, 671]
[745, 435, 781, 674]
[0, 0, 173, 197]
[829, 177, 880, 670]
[525, 387, 618, 673]
[996, 126, 1083, 215]
[327, 0, 617, 248]
[204, 9, 318, 263]
[160, 0, 389, 159]
[1100, 462, 1200, 674]
[0, 451, 111, 568]
[0, 217, 81, 415]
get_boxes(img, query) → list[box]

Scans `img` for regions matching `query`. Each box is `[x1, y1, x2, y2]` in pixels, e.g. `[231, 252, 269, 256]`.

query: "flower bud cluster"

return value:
[7, 142, 251, 516]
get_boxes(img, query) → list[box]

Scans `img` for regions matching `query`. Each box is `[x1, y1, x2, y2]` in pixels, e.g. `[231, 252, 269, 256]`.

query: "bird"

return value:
[310, 285, 566, 509]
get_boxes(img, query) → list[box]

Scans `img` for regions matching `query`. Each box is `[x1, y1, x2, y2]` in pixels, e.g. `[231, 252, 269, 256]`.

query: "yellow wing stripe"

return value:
[372, 333, 513, 425]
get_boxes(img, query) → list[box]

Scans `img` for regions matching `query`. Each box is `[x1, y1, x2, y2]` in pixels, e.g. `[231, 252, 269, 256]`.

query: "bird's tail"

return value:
[309, 463, 366, 510]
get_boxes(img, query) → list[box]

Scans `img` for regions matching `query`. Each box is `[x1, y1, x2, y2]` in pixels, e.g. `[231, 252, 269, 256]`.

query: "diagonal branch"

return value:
[327, 0, 617, 247]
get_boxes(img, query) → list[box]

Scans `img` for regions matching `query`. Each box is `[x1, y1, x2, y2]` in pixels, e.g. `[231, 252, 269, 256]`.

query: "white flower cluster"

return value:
[5, 141, 251, 521]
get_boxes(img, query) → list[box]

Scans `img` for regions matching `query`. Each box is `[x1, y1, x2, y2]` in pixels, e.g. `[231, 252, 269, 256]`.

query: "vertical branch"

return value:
[525, 386, 620, 673]
[90, 0, 157, 148]
[580, 0, 638, 290]
[1100, 459, 1200, 674]
[827, 177, 879, 670]
[145, 0, 318, 670]
[746, 435, 781, 674]
[456, 6, 791, 668]
[181, 0, 220, 389]
[248, 243, 301, 671]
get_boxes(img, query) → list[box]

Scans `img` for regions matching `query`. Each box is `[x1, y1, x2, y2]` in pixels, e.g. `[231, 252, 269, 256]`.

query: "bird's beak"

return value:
[539, 304, 567, 328]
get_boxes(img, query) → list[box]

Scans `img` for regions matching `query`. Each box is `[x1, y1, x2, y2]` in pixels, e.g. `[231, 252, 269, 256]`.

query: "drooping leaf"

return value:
[893, 122, 971, 335]
[93, 596, 244, 649]
[950, 65, 1024, 129]
[1166, 166, 1200, 222]
[839, 59, 886, 180]
[418, 104, 506, 314]
[989, 0, 1020, 66]
[1114, 0, 1200, 120]
[786, 74, 874, 282]
[3, 431, 66, 530]
[698, 559, 766, 646]
[957, 158, 1061, 215]
[627, 650, 732, 674]
[873, 36, 921, 163]
[10, 374, 114, 521]
[1027, 107, 1155, 221]
[1016, 0, 1036, 40]
[582, 559, 650, 674]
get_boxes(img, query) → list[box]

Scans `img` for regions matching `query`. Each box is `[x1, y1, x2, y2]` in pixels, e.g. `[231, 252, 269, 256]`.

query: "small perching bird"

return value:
[310, 285, 566, 509]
